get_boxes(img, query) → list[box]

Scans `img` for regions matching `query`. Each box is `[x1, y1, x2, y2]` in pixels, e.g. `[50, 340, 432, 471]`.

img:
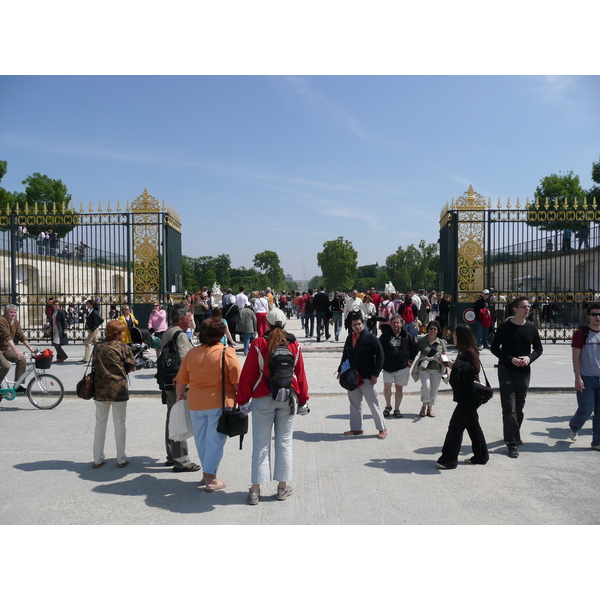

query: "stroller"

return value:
[129, 327, 156, 370]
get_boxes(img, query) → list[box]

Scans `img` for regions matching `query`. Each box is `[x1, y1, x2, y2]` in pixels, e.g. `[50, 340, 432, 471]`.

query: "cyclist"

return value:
[0, 304, 35, 394]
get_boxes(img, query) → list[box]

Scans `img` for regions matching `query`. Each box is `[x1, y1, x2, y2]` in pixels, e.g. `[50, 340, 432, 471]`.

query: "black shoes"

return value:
[507, 446, 519, 458]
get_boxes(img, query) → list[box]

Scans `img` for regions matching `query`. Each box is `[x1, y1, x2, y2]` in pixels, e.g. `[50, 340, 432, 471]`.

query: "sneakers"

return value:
[507, 446, 519, 458]
[276, 485, 293, 501]
[247, 490, 260, 505]
[568, 429, 578, 442]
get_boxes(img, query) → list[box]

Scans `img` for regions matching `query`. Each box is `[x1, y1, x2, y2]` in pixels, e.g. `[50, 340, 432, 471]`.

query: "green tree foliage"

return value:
[253, 250, 285, 291]
[385, 240, 439, 292]
[528, 171, 588, 231]
[353, 263, 390, 293]
[182, 254, 231, 292]
[308, 275, 325, 290]
[230, 266, 263, 292]
[588, 156, 600, 201]
[0, 162, 76, 236]
[316, 236, 358, 291]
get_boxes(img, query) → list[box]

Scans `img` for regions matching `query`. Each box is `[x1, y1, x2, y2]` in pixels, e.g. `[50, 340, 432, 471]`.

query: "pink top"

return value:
[148, 309, 168, 333]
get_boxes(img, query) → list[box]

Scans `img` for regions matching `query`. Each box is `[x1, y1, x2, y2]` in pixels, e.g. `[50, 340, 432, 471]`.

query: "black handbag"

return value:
[216, 347, 248, 449]
[472, 361, 493, 407]
[76, 353, 95, 399]
[338, 332, 366, 392]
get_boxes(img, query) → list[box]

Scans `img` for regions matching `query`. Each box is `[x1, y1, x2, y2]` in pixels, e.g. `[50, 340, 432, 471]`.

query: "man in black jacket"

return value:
[380, 315, 418, 418]
[338, 312, 387, 439]
[313, 285, 330, 342]
[491, 296, 543, 458]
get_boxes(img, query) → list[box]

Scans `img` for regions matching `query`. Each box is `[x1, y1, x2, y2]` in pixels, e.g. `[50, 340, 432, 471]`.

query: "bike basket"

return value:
[34, 356, 53, 369]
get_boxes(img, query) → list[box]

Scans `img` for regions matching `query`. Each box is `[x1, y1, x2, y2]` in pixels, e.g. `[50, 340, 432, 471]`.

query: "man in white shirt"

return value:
[235, 285, 249, 309]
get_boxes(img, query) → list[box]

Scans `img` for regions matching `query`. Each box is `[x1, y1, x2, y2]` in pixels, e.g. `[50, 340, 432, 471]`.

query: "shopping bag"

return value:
[168, 399, 194, 442]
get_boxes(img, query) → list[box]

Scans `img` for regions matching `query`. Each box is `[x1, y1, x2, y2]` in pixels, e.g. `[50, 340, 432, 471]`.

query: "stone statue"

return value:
[211, 282, 223, 306]
[384, 281, 396, 294]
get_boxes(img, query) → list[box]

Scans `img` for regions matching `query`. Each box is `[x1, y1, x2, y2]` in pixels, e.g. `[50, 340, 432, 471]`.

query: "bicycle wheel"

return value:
[27, 374, 64, 409]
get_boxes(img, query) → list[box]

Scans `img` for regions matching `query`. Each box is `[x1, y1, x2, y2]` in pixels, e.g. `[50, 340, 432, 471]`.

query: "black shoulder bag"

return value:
[472, 360, 493, 407]
[339, 333, 367, 391]
[216, 347, 248, 449]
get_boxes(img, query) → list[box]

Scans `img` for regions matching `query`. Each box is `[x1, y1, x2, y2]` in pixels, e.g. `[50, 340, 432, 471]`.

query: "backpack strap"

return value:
[252, 341, 300, 392]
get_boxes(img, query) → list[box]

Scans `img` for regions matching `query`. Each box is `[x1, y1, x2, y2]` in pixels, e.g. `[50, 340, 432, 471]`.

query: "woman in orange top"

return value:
[174, 319, 241, 492]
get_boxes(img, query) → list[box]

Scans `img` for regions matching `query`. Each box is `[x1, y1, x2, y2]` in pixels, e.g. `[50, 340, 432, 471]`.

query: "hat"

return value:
[201, 292, 208, 298]
[482, 289, 490, 294]
[267, 308, 287, 327]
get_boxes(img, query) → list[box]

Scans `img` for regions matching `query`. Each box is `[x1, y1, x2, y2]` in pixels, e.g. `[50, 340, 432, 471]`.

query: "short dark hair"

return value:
[427, 320, 442, 332]
[320, 285, 326, 291]
[199, 318, 226, 346]
[510, 296, 529, 313]
[171, 303, 190, 324]
[349, 311, 364, 323]
[587, 302, 600, 315]
[239, 285, 245, 292]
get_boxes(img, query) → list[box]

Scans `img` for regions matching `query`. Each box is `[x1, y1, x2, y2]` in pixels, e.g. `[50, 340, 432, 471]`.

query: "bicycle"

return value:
[0, 351, 65, 410]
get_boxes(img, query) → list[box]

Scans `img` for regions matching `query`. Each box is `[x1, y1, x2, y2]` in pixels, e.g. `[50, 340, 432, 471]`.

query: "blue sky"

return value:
[1, 75, 599, 282]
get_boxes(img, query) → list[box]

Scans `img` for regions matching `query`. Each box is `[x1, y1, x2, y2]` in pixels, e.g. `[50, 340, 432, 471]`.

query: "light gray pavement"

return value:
[1, 317, 599, 525]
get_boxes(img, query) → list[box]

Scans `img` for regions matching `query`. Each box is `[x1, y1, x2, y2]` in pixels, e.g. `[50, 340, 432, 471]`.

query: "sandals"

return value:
[205, 480, 227, 492]
[419, 406, 427, 417]
[393, 410, 403, 419]
[427, 407, 435, 418]
[383, 406, 392, 418]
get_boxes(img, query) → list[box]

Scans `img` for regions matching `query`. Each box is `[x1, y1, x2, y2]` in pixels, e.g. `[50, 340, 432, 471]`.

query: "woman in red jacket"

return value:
[236, 309, 309, 505]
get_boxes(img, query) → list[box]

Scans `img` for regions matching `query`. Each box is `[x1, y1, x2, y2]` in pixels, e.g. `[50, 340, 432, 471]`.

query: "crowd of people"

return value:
[2, 284, 600, 506]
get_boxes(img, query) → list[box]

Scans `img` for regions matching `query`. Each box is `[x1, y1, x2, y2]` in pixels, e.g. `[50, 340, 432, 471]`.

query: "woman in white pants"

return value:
[92, 320, 136, 468]
[236, 309, 310, 505]
[412, 321, 448, 418]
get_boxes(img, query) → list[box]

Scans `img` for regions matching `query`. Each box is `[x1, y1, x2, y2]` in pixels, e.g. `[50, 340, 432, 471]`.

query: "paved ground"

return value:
[1, 317, 598, 525]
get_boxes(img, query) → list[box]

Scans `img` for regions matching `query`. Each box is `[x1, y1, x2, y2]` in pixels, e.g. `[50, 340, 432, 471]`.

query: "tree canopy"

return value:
[253, 250, 285, 291]
[528, 170, 590, 231]
[316, 236, 358, 291]
[385, 240, 439, 292]
[182, 254, 231, 292]
[0, 161, 76, 236]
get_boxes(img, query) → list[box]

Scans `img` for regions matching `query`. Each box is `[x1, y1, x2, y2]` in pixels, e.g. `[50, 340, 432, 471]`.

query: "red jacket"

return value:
[236, 333, 309, 405]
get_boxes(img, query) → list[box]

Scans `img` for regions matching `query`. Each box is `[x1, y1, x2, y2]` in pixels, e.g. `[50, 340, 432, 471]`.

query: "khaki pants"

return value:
[83, 328, 99, 362]
[0, 348, 27, 385]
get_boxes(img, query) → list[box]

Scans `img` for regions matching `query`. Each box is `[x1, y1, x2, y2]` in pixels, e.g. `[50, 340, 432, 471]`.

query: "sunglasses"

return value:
[590, 313, 600, 317]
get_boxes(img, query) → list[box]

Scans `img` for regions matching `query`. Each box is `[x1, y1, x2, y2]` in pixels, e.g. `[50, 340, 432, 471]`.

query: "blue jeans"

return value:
[251, 395, 295, 484]
[473, 321, 489, 348]
[569, 376, 600, 446]
[242, 332, 255, 355]
[332, 311, 342, 339]
[189, 408, 227, 475]
[402, 322, 418, 337]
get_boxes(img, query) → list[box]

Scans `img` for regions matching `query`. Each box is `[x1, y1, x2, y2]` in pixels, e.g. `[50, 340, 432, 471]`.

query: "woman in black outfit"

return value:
[436, 324, 489, 469]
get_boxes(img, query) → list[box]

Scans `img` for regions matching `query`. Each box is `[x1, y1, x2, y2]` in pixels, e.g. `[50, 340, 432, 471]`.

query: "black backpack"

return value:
[305, 295, 314, 313]
[269, 345, 296, 400]
[155, 330, 184, 391]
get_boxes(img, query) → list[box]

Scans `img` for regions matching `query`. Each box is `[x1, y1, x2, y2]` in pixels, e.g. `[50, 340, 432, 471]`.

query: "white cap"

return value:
[267, 308, 286, 327]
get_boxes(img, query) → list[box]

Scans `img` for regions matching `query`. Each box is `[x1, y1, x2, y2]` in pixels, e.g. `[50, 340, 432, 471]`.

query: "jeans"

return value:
[304, 311, 315, 337]
[332, 311, 343, 339]
[189, 408, 227, 475]
[251, 395, 295, 484]
[315, 311, 329, 341]
[242, 332, 255, 354]
[569, 376, 600, 446]
[402, 322, 418, 337]
[498, 366, 530, 447]
[473, 321, 490, 348]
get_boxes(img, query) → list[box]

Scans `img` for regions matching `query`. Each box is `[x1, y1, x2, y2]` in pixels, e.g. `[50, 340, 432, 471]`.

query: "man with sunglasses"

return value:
[491, 296, 543, 458]
[568, 303, 600, 450]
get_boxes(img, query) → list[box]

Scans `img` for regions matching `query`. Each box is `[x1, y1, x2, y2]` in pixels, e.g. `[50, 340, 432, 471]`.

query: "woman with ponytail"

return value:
[236, 309, 310, 505]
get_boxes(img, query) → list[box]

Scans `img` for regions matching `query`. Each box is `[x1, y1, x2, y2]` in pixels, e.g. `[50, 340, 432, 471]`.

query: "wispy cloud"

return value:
[283, 76, 369, 139]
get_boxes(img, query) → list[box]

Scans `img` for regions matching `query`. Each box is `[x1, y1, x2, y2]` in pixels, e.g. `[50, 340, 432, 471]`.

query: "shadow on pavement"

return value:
[365, 457, 440, 475]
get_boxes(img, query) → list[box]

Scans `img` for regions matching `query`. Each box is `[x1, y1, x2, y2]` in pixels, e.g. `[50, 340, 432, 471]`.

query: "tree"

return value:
[308, 275, 325, 290]
[528, 171, 588, 231]
[316, 236, 358, 291]
[253, 250, 285, 291]
[588, 156, 600, 201]
[0, 162, 76, 236]
[385, 240, 439, 292]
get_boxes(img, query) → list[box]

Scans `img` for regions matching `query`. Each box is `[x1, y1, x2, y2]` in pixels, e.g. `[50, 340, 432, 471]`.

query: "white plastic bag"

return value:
[168, 399, 194, 442]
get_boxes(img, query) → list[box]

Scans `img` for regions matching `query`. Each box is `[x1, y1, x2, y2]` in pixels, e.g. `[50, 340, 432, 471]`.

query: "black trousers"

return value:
[438, 400, 488, 467]
[498, 366, 530, 447]
[53, 343, 68, 361]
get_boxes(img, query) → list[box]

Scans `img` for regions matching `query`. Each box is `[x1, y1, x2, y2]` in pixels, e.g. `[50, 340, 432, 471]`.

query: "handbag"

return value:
[216, 347, 248, 449]
[168, 399, 194, 442]
[472, 360, 493, 407]
[76, 353, 95, 399]
[338, 333, 366, 391]
[42, 323, 52, 339]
